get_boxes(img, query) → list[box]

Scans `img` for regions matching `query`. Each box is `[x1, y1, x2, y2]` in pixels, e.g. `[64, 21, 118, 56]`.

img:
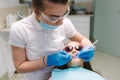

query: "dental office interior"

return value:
[0, 0, 120, 80]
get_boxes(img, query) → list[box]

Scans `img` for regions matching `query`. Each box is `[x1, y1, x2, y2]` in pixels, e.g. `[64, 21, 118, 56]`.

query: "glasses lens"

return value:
[50, 17, 59, 21]
[40, 7, 70, 22]
[50, 7, 70, 22]
[64, 46, 73, 52]
[75, 45, 82, 51]
[40, 12, 59, 22]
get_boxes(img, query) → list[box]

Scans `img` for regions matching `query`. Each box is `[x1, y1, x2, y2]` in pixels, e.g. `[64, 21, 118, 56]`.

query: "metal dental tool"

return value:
[84, 40, 99, 50]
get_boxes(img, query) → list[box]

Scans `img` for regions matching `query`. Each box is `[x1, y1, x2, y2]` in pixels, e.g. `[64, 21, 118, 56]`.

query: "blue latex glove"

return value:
[76, 46, 95, 62]
[47, 51, 72, 66]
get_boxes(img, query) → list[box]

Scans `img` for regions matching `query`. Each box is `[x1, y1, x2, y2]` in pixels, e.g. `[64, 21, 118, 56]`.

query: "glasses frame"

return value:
[64, 45, 83, 53]
[39, 7, 70, 23]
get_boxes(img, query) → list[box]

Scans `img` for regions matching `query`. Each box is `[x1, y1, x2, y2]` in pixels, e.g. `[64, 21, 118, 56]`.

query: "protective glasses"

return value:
[39, 7, 70, 23]
[64, 45, 83, 52]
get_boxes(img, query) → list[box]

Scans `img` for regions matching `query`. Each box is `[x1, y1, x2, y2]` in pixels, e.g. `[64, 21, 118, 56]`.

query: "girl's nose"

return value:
[72, 50, 77, 54]
[71, 50, 77, 56]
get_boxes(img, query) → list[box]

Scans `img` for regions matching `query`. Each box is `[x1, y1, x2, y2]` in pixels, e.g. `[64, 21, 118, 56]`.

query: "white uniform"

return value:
[9, 13, 77, 80]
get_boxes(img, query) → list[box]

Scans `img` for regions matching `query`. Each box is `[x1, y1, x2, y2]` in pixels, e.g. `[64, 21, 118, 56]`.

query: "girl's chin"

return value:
[67, 58, 83, 67]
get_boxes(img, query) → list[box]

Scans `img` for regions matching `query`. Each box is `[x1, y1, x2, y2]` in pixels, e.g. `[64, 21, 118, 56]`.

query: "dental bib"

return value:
[51, 67, 106, 80]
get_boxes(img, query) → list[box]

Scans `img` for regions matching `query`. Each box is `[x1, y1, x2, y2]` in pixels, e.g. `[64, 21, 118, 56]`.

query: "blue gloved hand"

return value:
[76, 46, 95, 62]
[47, 51, 72, 66]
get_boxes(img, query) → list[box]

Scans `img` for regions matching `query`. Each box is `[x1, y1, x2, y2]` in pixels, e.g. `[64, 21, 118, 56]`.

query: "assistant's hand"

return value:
[76, 46, 95, 62]
[47, 51, 72, 66]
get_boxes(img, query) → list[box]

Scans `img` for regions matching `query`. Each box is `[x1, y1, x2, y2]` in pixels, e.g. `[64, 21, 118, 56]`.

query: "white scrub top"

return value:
[9, 13, 77, 80]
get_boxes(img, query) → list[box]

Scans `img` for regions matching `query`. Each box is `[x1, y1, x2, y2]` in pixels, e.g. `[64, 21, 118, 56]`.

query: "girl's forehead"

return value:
[66, 41, 81, 46]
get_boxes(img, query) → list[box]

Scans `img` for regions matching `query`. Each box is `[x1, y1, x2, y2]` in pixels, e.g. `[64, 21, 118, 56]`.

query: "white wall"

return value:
[93, 0, 120, 58]
[0, 43, 7, 77]
[0, 0, 20, 78]
[0, 0, 19, 8]
[0, 0, 20, 41]
[0, 32, 9, 42]
[74, 0, 91, 2]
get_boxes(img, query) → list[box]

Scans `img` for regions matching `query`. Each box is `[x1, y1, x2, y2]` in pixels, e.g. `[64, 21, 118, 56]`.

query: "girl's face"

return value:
[64, 41, 84, 67]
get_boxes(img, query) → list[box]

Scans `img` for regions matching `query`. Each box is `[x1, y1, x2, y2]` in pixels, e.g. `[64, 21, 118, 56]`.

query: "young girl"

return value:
[50, 41, 106, 80]
[56, 41, 93, 70]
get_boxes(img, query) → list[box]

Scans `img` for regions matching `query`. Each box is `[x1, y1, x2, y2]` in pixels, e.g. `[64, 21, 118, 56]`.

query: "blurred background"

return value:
[0, 0, 120, 80]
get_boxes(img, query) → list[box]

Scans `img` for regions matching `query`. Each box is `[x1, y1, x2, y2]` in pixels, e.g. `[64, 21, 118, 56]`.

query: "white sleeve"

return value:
[64, 18, 77, 38]
[9, 22, 26, 48]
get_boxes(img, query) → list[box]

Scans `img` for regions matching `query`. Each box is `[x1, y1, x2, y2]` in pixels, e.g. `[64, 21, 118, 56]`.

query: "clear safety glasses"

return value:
[64, 45, 83, 53]
[39, 7, 70, 23]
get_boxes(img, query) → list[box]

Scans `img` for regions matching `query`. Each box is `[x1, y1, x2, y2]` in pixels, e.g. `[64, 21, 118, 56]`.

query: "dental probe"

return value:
[84, 40, 99, 50]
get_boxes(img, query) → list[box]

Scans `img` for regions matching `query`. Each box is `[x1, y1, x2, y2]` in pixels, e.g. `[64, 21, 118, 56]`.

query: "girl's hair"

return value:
[56, 62, 93, 71]
[83, 62, 93, 71]
[32, 0, 69, 11]
[56, 62, 101, 75]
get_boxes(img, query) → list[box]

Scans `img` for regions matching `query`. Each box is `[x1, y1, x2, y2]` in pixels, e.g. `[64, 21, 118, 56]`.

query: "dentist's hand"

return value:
[47, 51, 72, 66]
[76, 46, 95, 62]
